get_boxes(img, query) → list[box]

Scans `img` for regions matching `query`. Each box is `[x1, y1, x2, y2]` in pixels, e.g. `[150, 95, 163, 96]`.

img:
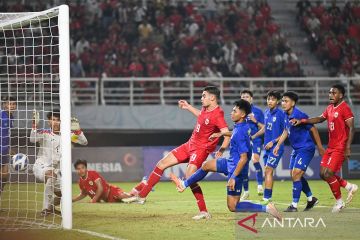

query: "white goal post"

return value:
[0, 5, 72, 230]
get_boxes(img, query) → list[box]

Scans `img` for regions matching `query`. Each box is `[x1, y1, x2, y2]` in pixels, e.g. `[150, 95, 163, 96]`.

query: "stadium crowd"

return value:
[297, 0, 360, 78]
[0, 0, 305, 78]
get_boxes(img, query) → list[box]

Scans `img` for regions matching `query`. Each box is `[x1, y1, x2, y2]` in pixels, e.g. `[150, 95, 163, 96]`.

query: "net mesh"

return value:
[0, 8, 63, 230]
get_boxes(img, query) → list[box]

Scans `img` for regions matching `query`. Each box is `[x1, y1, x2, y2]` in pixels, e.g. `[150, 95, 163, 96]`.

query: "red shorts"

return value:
[107, 185, 124, 203]
[171, 142, 210, 169]
[320, 148, 345, 173]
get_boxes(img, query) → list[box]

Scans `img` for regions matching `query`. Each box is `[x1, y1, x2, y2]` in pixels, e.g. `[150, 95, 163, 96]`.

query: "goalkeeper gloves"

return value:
[32, 110, 39, 128]
[71, 117, 81, 132]
[71, 117, 82, 143]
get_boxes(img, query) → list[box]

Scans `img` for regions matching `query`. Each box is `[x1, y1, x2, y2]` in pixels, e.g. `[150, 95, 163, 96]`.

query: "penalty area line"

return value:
[72, 228, 126, 240]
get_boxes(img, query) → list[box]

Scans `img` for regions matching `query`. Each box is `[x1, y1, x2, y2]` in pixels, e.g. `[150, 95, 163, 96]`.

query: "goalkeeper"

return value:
[30, 110, 88, 216]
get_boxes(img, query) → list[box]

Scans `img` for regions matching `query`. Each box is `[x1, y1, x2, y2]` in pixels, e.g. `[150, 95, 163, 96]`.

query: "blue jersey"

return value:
[264, 107, 285, 151]
[285, 107, 315, 151]
[227, 121, 252, 174]
[247, 105, 264, 142]
[0, 110, 13, 154]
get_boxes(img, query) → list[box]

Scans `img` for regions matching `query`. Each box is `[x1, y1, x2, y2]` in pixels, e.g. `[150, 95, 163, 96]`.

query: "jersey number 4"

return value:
[267, 123, 272, 131]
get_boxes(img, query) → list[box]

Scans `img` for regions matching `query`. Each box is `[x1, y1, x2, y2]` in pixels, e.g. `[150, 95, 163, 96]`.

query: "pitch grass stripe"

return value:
[148, 199, 360, 210]
[73, 228, 125, 240]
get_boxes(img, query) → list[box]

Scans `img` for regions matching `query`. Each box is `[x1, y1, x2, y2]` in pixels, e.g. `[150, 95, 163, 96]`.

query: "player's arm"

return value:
[91, 179, 104, 203]
[273, 129, 288, 156]
[309, 126, 325, 156]
[215, 127, 231, 158]
[345, 117, 355, 160]
[71, 117, 88, 145]
[72, 189, 87, 202]
[178, 100, 200, 117]
[29, 110, 42, 143]
[227, 152, 248, 191]
[209, 130, 232, 141]
[292, 115, 326, 126]
[249, 112, 265, 130]
[252, 124, 265, 140]
[264, 133, 283, 150]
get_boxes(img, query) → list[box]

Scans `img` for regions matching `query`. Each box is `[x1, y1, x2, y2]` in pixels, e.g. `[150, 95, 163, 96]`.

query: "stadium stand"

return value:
[0, 0, 304, 78]
[297, 0, 360, 79]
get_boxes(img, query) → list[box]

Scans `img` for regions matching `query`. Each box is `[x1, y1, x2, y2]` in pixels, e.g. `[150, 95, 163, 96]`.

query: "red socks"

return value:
[139, 166, 163, 198]
[134, 182, 145, 192]
[325, 175, 342, 200]
[335, 175, 348, 188]
[190, 183, 207, 212]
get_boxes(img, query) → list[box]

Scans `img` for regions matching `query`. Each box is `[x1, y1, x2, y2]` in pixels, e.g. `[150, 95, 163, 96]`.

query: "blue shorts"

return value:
[263, 148, 283, 169]
[0, 154, 9, 166]
[252, 139, 262, 155]
[289, 148, 315, 171]
[216, 158, 248, 196]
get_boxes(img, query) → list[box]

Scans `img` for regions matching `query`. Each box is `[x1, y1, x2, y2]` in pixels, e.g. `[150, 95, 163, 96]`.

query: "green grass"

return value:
[1, 180, 360, 240]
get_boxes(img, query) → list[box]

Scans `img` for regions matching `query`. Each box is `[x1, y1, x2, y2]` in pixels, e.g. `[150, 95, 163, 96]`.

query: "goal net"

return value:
[0, 5, 72, 230]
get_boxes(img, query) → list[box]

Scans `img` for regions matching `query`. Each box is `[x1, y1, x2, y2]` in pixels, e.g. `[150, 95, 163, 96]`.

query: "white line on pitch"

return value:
[72, 228, 125, 240]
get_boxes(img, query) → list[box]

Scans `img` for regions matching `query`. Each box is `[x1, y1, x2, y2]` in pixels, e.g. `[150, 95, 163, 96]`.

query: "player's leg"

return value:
[0, 164, 9, 197]
[240, 168, 250, 200]
[334, 175, 358, 204]
[138, 151, 179, 198]
[129, 178, 148, 196]
[42, 169, 58, 215]
[108, 185, 132, 202]
[186, 150, 215, 220]
[298, 148, 318, 211]
[186, 163, 210, 220]
[123, 144, 185, 203]
[328, 151, 358, 204]
[0, 155, 10, 197]
[284, 151, 301, 212]
[170, 158, 225, 192]
[263, 150, 282, 203]
[227, 176, 282, 220]
[286, 148, 318, 212]
[32, 161, 51, 214]
[252, 143, 264, 195]
[320, 150, 345, 212]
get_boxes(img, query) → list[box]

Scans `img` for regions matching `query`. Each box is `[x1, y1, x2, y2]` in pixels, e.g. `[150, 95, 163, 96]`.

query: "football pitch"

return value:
[1, 180, 360, 240]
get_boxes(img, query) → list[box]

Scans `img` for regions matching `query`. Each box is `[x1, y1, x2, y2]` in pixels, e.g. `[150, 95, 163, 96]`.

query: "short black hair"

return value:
[203, 85, 220, 99]
[1, 95, 16, 102]
[332, 84, 345, 96]
[234, 99, 251, 116]
[240, 90, 253, 97]
[282, 91, 299, 103]
[74, 159, 87, 169]
[47, 109, 60, 120]
[267, 90, 282, 100]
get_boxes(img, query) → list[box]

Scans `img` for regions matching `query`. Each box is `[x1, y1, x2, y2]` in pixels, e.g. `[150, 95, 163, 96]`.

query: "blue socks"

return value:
[236, 201, 266, 212]
[184, 169, 208, 188]
[292, 180, 302, 207]
[301, 177, 312, 198]
[243, 174, 249, 191]
[264, 188, 272, 200]
[254, 162, 263, 185]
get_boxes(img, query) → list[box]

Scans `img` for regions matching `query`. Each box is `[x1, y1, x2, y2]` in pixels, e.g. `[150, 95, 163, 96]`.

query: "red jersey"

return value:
[321, 101, 354, 150]
[78, 170, 110, 201]
[188, 106, 228, 152]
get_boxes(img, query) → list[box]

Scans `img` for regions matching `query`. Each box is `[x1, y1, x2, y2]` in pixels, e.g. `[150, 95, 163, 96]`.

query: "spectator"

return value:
[75, 37, 90, 57]
[138, 19, 153, 42]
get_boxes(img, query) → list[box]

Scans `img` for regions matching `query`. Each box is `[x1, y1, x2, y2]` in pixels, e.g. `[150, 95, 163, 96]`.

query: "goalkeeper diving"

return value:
[30, 109, 88, 216]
